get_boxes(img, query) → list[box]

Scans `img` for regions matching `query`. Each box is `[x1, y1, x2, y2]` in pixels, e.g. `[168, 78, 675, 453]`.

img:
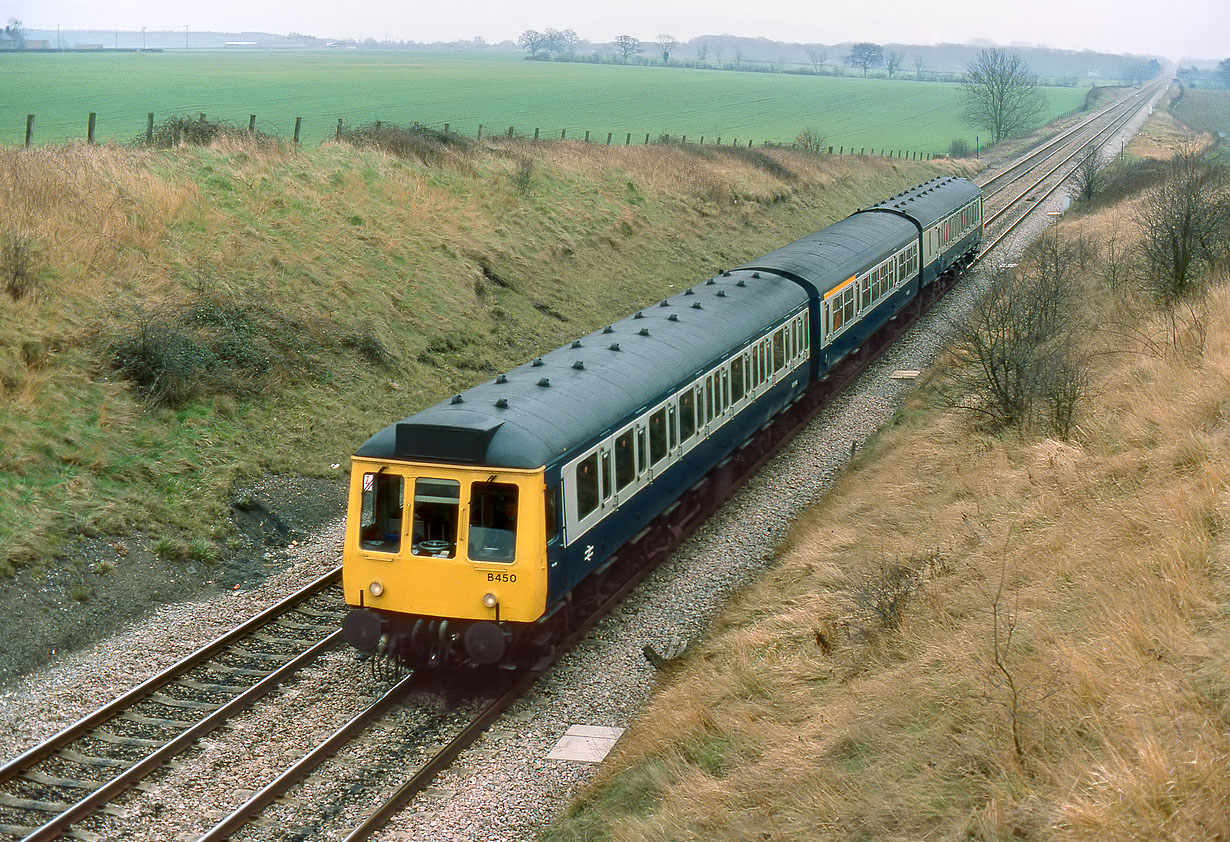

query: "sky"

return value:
[8, 0, 1226, 61]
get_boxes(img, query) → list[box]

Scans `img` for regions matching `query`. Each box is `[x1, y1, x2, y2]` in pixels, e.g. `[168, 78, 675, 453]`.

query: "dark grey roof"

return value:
[737, 210, 918, 296]
[356, 271, 809, 469]
[862, 176, 981, 228]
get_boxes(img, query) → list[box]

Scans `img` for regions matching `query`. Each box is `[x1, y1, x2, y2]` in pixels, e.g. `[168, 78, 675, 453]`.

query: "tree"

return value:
[544, 28, 579, 53]
[4, 17, 25, 48]
[914, 54, 926, 80]
[517, 29, 546, 56]
[1135, 143, 1230, 303]
[1219, 58, 1230, 89]
[884, 50, 904, 79]
[656, 34, 678, 64]
[694, 41, 709, 63]
[614, 34, 640, 64]
[961, 49, 1043, 144]
[844, 42, 883, 77]
[806, 46, 827, 73]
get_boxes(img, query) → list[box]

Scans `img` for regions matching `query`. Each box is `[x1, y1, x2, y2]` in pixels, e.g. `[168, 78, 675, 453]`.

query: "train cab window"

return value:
[614, 429, 635, 491]
[649, 409, 668, 465]
[575, 454, 599, 519]
[731, 358, 745, 402]
[359, 472, 405, 553]
[680, 389, 696, 441]
[467, 482, 519, 563]
[411, 478, 460, 558]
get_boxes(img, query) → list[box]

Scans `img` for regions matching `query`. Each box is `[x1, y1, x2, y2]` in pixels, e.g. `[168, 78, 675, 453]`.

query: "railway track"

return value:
[0, 80, 1166, 842]
[0, 570, 346, 842]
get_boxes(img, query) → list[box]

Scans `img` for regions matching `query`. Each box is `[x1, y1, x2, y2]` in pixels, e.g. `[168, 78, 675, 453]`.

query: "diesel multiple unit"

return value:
[341, 175, 983, 668]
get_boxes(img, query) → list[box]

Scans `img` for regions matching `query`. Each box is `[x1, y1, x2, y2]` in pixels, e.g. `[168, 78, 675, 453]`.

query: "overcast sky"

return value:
[9, 0, 1226, 61]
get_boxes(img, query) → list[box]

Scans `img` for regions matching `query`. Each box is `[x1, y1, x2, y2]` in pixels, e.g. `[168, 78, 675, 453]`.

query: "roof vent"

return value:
[722, 270, 732, 277]
[537, 377, 551, 387]
[706, 278, 716, 285]
[532, 357, 545, 367]
[495, 398, 509, 408]
[634, 311, 645, 319]
[450, 394, 464, 405]
[571, 340, 583, 349]
[668, 313, 679, 322]
[684, 288, 695, 296]
[495, 373, 509, 384]
[717, 290, 727, 297]
[659, 299, 670, 307]
[609, 343, 621, 351]
[737, 279, 747, 287]
[573, 360, 585, 370]
[638, 328, 651, 336]
[691, 302, 703, 310]
[603, 325, 615, 334]
[751, 271, 760, 278]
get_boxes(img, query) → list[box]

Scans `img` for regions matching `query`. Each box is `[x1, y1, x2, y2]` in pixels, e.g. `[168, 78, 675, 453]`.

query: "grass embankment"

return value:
[0, 134, 950, 575]
[544, 121, 1230, 838]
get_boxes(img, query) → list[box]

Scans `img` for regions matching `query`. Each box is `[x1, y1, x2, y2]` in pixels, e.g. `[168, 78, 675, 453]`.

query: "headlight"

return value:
[369, 580, 385, 597]
[483, 592, 499, 608]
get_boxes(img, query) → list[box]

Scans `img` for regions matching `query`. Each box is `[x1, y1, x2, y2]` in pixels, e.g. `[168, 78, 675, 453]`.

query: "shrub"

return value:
[141, 114, 276, 149]
[949, 138, 971, 158]
[795, 128, 826, 154]
[337, 121, 472, 165]
[2, 231, 39, 300]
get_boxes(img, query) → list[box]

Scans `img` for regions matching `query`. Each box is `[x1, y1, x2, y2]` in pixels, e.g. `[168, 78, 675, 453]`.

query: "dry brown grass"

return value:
[546, 141, 1230, 841]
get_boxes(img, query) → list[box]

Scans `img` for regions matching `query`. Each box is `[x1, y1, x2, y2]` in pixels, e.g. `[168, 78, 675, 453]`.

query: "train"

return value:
[340, 175, 983, 669]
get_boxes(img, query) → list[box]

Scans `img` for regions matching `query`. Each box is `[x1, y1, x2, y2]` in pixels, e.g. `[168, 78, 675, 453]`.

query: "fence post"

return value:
[606, 132, 612, 145]
[747, 139, 752, 148]
[828, 146, 833, 154]
[534, 128, 539, 140]
[25, 114, 33, 147]
[293, 117, 302, 145]
[561, 128, 566, 140]
[508, 126, 515, 138]
[700, 136, 704, 144]
[860, 147, 865, 155]
[87, 112, 96, 144]
[249, 114, 256, 135]
[644, 133, 649, 144]
[477, 124, 483, 140]
[584, 130, 589, 143]
[337, 118, 343, 139]
[716, 137, 721, 145]
[682, 134, 686, 143]
[733, 138, 737, 146]
[626, 132, 631, 145]
[200, 112, 207, 125]
[147, 112, 154, 144]
[443, 123, 449, 133]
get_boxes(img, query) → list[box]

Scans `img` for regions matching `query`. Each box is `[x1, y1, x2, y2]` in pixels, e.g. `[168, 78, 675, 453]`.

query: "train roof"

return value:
[737, 209, 918, 297]
[355, 270, 809, 470]
[861, 176, 981, 228]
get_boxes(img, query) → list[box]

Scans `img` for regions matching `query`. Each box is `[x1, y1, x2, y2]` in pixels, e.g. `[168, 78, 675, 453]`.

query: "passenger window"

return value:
[731, 357, 745, 402]
[468, 482, 518, 563]
[720, 369, 729, 413]
[704, 378, 714, 423]
[773, 330, 785, 371]
[667, 405, 678, 450]
[601, 450, 612, 500]
[680, 389, 696, 441]
[615, 430, 635, 491]
[636, 427, 647, 474]
[411, 478, 460, 558]
[649, 409, 667, 465]
[359, 472, 405, 553]
[575, 454, 599, 519]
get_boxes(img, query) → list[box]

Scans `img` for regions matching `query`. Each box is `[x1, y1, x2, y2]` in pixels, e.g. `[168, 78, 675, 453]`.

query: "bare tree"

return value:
[961, 48, 1043, 144]
[795, 127, 826, 153]
[884, 50, 904, 79]
[5, 17, 26, 48]
[806, 46, 827, 73]
[517, 29, 545, 56]
[614, 34, 640, 64]
[694, 41, 709, 64]
[1135, 142, 1230, 304]
[712, 44, 724, 66]
[1219, 57, 1230, 88]
[913, 54, 926, 80]
[1068, 146, 1108, 203]
[656, 34, 678, 64]
[543, 28, 579, 54]
[844, 42, 883, 77]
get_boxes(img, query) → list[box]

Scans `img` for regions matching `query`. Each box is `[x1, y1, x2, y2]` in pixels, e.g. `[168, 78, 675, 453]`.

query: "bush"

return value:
[141, 114, 276, 149]
[337, 121, 472, 165]
[2, 231, 39, 300]
[949, 138, 971, 158]
[794, 128, 827, 154]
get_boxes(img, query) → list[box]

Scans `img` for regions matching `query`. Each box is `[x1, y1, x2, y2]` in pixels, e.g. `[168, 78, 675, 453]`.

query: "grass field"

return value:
[1172, 88, 1230, 136]
[3, 51, 1089, 154]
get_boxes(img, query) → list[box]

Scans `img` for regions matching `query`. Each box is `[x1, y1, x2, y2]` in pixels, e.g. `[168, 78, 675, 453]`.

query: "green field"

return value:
[3, 51, 1088, 154]
[1172, 88, 1230, 136]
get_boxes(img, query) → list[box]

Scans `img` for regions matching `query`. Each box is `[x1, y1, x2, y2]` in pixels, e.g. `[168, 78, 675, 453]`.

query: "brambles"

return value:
[2, 230, 38, 300]
[142, 114, 278, 149]
[336, 121, 472, 165]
